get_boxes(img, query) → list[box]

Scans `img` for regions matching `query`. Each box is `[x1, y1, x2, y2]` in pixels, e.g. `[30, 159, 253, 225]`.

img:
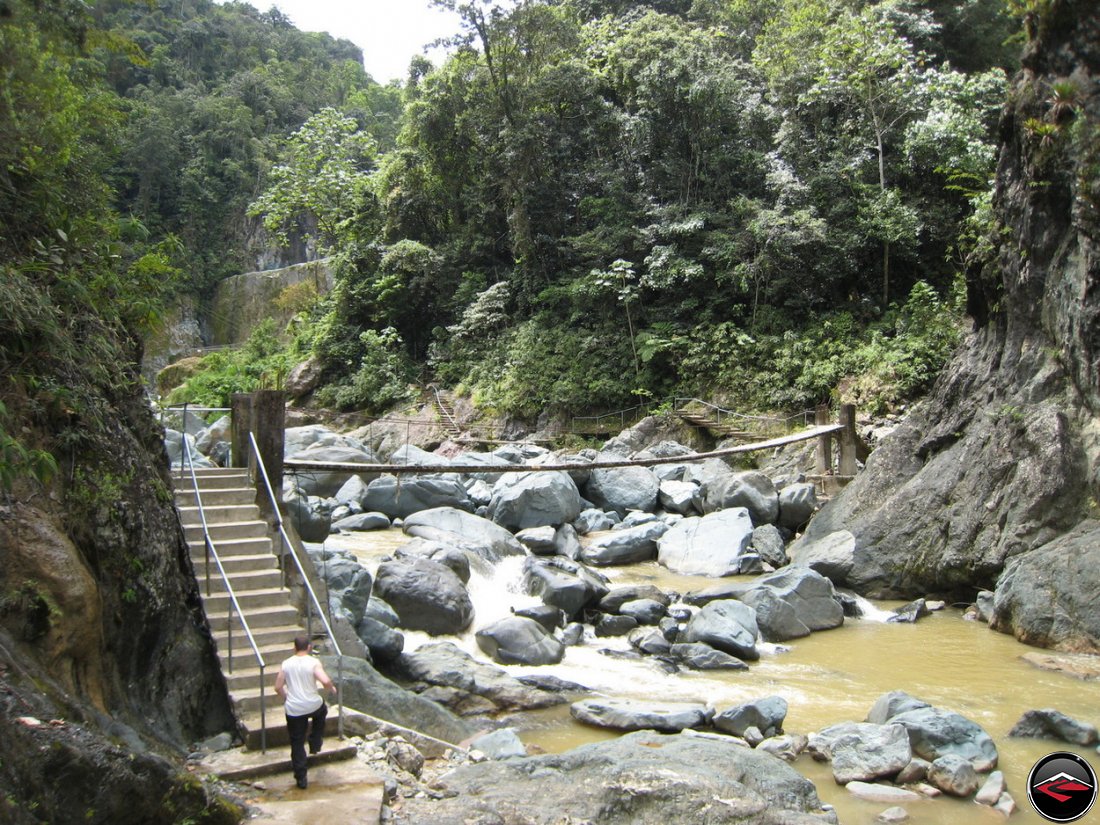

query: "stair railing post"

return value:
[259, 663, 266, 754]
[337, 655, 344, 740]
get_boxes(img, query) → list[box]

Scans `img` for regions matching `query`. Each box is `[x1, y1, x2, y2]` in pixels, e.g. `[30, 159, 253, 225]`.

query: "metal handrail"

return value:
[247, 431, 345, 740]
[672, 398, 815, 430]
[180, 434, 268, 751]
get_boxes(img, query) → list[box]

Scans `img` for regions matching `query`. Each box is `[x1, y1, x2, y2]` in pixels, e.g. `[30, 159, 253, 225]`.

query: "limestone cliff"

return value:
[791, 0, 1100, 652]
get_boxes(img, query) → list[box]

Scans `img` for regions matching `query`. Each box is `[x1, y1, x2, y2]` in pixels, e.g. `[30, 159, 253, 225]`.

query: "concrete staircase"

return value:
[675, 407, 754, 439]
[431, 391, 461, 439]
[177, 466, 305, 750]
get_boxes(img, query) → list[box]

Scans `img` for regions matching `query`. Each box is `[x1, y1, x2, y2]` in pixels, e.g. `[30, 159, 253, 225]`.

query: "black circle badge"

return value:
[1027, 751, 1098, 822]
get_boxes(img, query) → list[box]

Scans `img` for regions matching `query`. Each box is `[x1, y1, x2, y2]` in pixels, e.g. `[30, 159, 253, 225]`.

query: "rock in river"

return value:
[681, 599, 760, 661]
[475, 616, 565, 666]
[571, 698, 713, 732]
[395, 730, 833, 825]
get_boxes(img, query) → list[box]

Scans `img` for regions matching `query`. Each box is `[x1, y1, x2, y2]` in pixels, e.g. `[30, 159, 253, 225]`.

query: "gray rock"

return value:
[363, 596, 399, 628]
[599, 585, 671, 613]
[778, 483, 818, 531]
[471, 728, 527, 760]
[866, 691, 931, 725]
[389, 444, 446, 466]
[845, 782, 922, 804]
[522, 556, 610, 619]
[895, 758, 929, 784]
[669, 642, 749, 671]
[573, 508, 619, 534]
[513, 604, 565, 633]
[974, 770, 1005, 806]
[992, 521, 1100, 651]
[289, 443, 377, 497]
[628, 627, 672, 655]
[872, 693, 998, 771]
[579, 521, 669, 566]
[758, 734, 809, 762]
[476, 616, 565, 666]
[516, 525, 558, 554]
[403, 506, 526, 562]
[994, 791, 1016, 817]
[453, 451, 516, 483]
[194, 415, 231, 455]
[875, 807, 909, 823]
[619, 598, 667, 625]
[682, 599, 760, 661]
[702, 471, 779, 525]
[374, 557, 473, 636]
[392, 641, 565, 713]
[395, 539, 472, 584]
[571, 698, 712, 732]
[1008, 708, 1098, 745]
[464, 478, 494, 507]
[365, 474, 473, 520]
[355, 615, 404, 663]
[488, 471, 583, 530]
[552, 522, 583, 560]
[322, 653, 473, 745]
[283, 488, 331, 541]
[788, 529, 856, 584]
[752, 524, 788, 569]
[314, 551, 373, 625]
[334, 474, 372, 509]
[396, 730, 828, 824]
[659, 480, 700, 515]
[560, 622, 585, 646]
[809, 722, 911, 785]
[658, 509, 756, 577]
[585, 465, 659, 516]
[975, 590, 995, 623]
[927, 754, 979, 797]
[595, 614, 638, 637]
[196, 731, 234, 753]
[886, 598, 930, 623]
[714, 696, 788, 738]
[331, 511, 390, 532]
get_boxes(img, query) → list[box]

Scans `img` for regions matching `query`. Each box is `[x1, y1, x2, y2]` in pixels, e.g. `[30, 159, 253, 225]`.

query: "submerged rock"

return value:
[475, 616, 565, 666]
[571, 698, 713, 732]
[1008, 708, 1098, 745]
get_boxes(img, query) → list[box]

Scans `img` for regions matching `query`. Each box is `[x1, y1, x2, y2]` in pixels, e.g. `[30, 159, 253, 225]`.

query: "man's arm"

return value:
[274, 667, 287, 699]
[314, 662, 338, 696]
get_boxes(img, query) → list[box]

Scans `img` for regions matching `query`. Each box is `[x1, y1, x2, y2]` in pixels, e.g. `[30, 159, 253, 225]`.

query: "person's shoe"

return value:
[309, 744, 321, 755]
[296, 776, 308, 790]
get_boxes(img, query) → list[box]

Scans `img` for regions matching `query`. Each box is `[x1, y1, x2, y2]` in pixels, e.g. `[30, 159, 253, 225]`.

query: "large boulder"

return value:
[740, 567, 845, 641]
[320, 654, 472, 745]
[373, 557, 474, 636]
[868, 691, 998, 771]
[788, 529, 857, 584]
[402, 506, 526, 562]
[488, 471, 583, 530]
[599, 585, 672, 613]
[283, 488, 331, 542]
[585, 465, 660, 516]
[476, 616, 565, 666]
[681, 599, 760, 661]
[396, 730, 831, 825]
[751, 524, 788, 569]
[287, 442, 376, 497]
[808, 722, 912, 785]
[391, 642, 565, 713]
[310, 548, 373, 625]
[355, 616, 404, 663]
[659, 480, 700, 515]
[714, 696, 789, 738]
[702, 470, 779, 525]
[991, 521, 1100, 653]
[777, 483, 819, 531]
[571, 698, 713, 732]
[522, 556, 610, 619]
[657, 509, 755, 577]
[578, 521, 669, 566]
[452, 451, 518, 483]
[364, 474, 473, 519]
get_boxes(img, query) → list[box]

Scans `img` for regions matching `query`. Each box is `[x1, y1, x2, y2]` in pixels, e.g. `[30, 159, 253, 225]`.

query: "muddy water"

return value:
[332, 531, 1100, 825]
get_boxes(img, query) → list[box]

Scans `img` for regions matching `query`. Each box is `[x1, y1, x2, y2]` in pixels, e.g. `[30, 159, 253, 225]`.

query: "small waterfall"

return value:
[847, 593, 895, 622]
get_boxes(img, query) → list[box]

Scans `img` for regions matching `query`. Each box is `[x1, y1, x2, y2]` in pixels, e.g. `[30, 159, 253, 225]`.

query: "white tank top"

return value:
[280, 654, 324, 716]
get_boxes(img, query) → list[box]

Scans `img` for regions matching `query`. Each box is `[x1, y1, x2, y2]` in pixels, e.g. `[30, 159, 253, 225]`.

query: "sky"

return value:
[259, 0, 466, 83]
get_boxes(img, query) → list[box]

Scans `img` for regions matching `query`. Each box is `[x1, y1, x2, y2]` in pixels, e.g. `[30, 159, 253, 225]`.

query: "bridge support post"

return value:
[838, 403, 858, 477]
[250, 389, 285, 517]
[814, 404, 832, 475]
[230, 393, 252, 469]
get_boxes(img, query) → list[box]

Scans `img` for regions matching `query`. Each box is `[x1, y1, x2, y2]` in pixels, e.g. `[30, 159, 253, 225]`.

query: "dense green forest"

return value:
[2, 0, 1028, 460]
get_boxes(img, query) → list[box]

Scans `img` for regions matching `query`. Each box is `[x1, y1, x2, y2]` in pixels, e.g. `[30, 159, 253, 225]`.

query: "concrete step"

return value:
[185, 520, 270, 543]
[206, 603, 302, 631]
[192, 551, 279, 576]
[200, 742, 359, 778]
[175, 487, 256, 507]
[211, 625, 304, 662]
[189, 535, 273, 557]
[231, 685, 282, 716]
[224, 664, 277, 693]
[198, 568, 285, 596]
[202, 586, 293, 614]
[178, 504, 260, 525]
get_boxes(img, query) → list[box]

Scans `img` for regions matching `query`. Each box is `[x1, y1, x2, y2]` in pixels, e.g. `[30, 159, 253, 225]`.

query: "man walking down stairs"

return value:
[175, 466, 382, 820]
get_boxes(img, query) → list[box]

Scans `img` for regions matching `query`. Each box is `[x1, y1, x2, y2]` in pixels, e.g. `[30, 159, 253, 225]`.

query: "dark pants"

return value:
[285, 702, 327, 782]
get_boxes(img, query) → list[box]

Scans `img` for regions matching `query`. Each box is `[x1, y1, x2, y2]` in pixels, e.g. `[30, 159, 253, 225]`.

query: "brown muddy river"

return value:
[333, 530, 1100, 825]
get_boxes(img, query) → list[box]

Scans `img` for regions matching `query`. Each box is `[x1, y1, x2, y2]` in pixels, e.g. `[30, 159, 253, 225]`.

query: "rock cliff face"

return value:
[0, 352, 238, 821]
[791, 0, 1100, 652]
